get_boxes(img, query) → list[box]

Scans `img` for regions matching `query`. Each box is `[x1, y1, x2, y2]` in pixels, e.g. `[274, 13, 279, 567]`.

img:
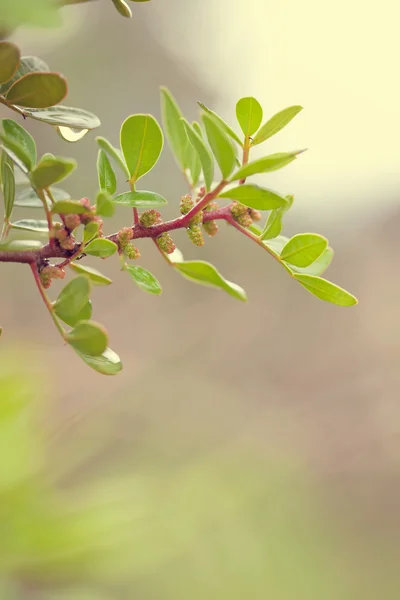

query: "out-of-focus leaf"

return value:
[14, 186, 69, 208]
[174, 260, 247, 301]
[31, 157, 76, 189]
[70, 263, 112, 286]
[111, 0, 132, 17]
[53, 276, 91, 325]
[75, 347, 123, 375]
[2, 161, 15, 219]
[181, 119, 214, 191]
[11, 219, 48, 233]
[125, 264, 162, 295]
[65, 320, 108, 357]
[57, 300, 92, 328]
[6, 72, 67, 108]
[0, 42, 20, 85]
[2, 119, 36, 171]
[202, 113, 236, 179]
[113, 190, 167, 207]
[0, 56, 49, 96]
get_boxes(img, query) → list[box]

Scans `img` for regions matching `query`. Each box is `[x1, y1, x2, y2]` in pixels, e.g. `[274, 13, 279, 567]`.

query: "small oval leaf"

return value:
[2, 119, 36, 171]
[95, 136, 129, 177]
[280, 233, 328, 268]
[219, 184, 287, 210]
[53, 276, 91, 325]
[57, 300, 92, 328]
[198, 102, 242, 146]
[31, 156, 76, 189]
[69, 263, 112, 286]
[112, 190, 167, 208]
[230, 151, 303, 182]
[174, 260, 247, 301]
[120, 114, 163, 183]
[181, 119, 214, 191]
[236, 97, 263, 137]
[75, 347, 123, 376]
[2, 162, 15, 220]
[252, 106, 303, 146]
[0, 42, 21, 86]
[125, 264, 162, 295]
[11, 219, 48, 233]
[97, 150, 116, 196]
[96, 190, 115, 218]
[14, 186, 69, 208]
[51, 200, 91, 215]
[202, 113, 236, 179]
[24, 106, 100, 132]
[65, 320, 108, 357]
[84, 238, 118, 258]
[6, 72, 67, 109]
[293, 274, 358, 307]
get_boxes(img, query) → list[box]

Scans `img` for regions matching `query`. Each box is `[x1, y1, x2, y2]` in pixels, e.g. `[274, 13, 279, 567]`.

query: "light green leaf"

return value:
[65, 320, 108, 356]
[252, 105, 303, 146]
[2, 119, 36, 171]
[236, 97, 263, 137]
[189, 123, 202, 187]
[11, 219, 48, 233]
[24, 105, 100, 132]
[96, 136, 129, 177]
[293, 274, 358, 306]
[198, 102, 243, 146]
[0, 239, 43, 251]
[57, 300, 92, 328]
[83, 221, 99, 244]
[181, 119, 214, 191]
[289, 247, 334, 277]
[53, 276, 91, 325]
[231, 151, 303, 182]
[0, 0, 60, 29]
[84, 238, 118, 258]
[31, 156, 76, 189]
[70, 263, 112, 286]
[160, 87, 188, 172]
[263, 234, 289, 254]
[218, 184, 287, 210]
[125, 264, 162, 295]
[97, 150, 116, 196]
[0, 133, 33, 174]
[174, 260, 247, 301]
[280, 233, 328, 268]
[111, 0, 132, 17]
[120, 114, 163, 183]
[202, 113, 236, 179]
[0, 42, 21, 85]
[96, 191, 115, 218]
[112, 190, 167, 207]
[6, 72, 67, 109]
[2, 162, 15, 219]
[260, 209, 284, 240]
[75, 347, 123, 376]
[14, 186, 69, 208]
[51, 200, 90, 215]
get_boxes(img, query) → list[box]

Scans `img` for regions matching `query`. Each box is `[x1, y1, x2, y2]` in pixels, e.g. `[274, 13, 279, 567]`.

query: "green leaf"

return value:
[236, 97, 263, 137]
[0, 133, 33, 174]
[218, 184, 287, 210]
[260, 209, 283, 240]
[112, 190, 167, 208]
[201, 113, 236, 179]
[57, 300, 92, 328]
[84, 238, 118, 258]
[125, 264, 162, 295]
[74, 347, 123, 376]
[230, 151, 303, 182]
[51, 200, 90, 215]
[160, 87, 189, 172]
[2, 119, 37, 171]
[97, 150, 116, 196]
[83, 221, 99, 245]
[96, 190, 115, 218]
[14, 186, 69, 208]
[0, 56, 49, 96]
[181, 119, 214, 191]
[197, 102, 242, 146]
[252, 106, 303, 146]
[189, 124, 202, 187]
[293, 274, 358, 306]
[0, 239, 43, 251]
[95, 136, 129, 177]
[6, 72, 67, 109]
[280, 233, 328, 268]
[69, 263, 112, 286]
[174, 260, 247, 301]
[0, 42, 21, 85]
[0, 0, 60, 29]
[290, 247, 334, 277]
[65, 320, 108, 356]
[53, 276, 91, 325]
[31, 157, 76, 189]
[23, 105, 101, 132]
[11, 219, 48, 233]
[111, 0, 132, 17]
[120, 114, 163, 183]
[2, 162, 15, 220]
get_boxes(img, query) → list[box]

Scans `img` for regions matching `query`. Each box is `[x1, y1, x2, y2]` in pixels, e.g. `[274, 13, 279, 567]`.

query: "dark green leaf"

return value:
[0, 42, 20, 85]
[2, 162, 15, 219]
[24, 105, 100, 132]
[75, 347, 123, 376]
[51, 200, 90, 215]
[181, 119, 214, 191]
[2, 119, 36, 170]
[230, 151, 303, 182]
[84, 238, 118, 257]
[11, 219, 48, 233]
[280, 233, 328, 267]
[57, 300, 92, 328]
[218, 184, 287, 210]
[120, 114, 163, 183]
[97, 150, 116, 196]
[236, 97, 263, 137]
[0, 133, 33, 174]
[112, 190, 167, 208]
[95, 136, 129, 177]
[70, 263, 112, 286]
[202, 113, 236, 179]
[14, 186, 69, 208]
[53, 276, 91, 325]
[6, 72, 67, 109]
[252, 106, 303, 146]
[96, 190, 115, 218]
[198, 102, 243, 146]
[0, 56, 49, 96]
[293, 274, 358, 306]
[174, 260, 247, 301]
[111, 0, 132, 17]
[31, 156, 76, 189]
[65, 320, 108, 356]
[125, 264, 162, 295]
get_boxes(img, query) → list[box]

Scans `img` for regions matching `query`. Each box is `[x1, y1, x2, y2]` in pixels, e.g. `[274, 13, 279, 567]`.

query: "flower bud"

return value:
[140, 209, 161, 227]
[203, 220, 219, 237]
[187, 225, 204, 246]
[117, 227, 134, 249]
[180, 194, 194, 215]
[64, 214, 81, 231]
[124, 242, 141, 260]
[157, 232, 176, 254]
[249, 209, 262, 222]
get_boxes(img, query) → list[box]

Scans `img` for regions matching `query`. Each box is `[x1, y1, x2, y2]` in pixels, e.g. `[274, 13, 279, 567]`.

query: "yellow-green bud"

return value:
[203, 220, 219, 237]
[187, 225, 204, 246]
[117, 227, 134, 249]
[139, 209, 161, 227]
[124, 242, 141, 260]
[157, 232, 176, 254]
[180, 194, 194, 215]
[64, 213, 81, 231]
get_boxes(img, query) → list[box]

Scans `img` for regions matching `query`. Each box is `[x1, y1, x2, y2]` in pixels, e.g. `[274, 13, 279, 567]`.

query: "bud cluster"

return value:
[52, 197, 104, 251]
[39, 263, 66, 289]
[139, 209, 161, 228]
[157, 232, 176, 254]
[117, 227, 140, 260]
[202, 200, 219, 237]
[230, 202, 261, 228]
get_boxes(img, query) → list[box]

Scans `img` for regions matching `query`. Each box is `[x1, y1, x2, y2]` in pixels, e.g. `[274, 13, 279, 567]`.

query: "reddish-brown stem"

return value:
[239, 136, 250, 185]
[30, 262, 65, 336]
[133, 208, 139, 226]
[225, 213, 281, 263]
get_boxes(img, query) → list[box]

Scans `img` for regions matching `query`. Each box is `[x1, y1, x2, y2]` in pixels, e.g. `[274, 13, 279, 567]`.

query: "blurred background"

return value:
[1, 0, 400, 597]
